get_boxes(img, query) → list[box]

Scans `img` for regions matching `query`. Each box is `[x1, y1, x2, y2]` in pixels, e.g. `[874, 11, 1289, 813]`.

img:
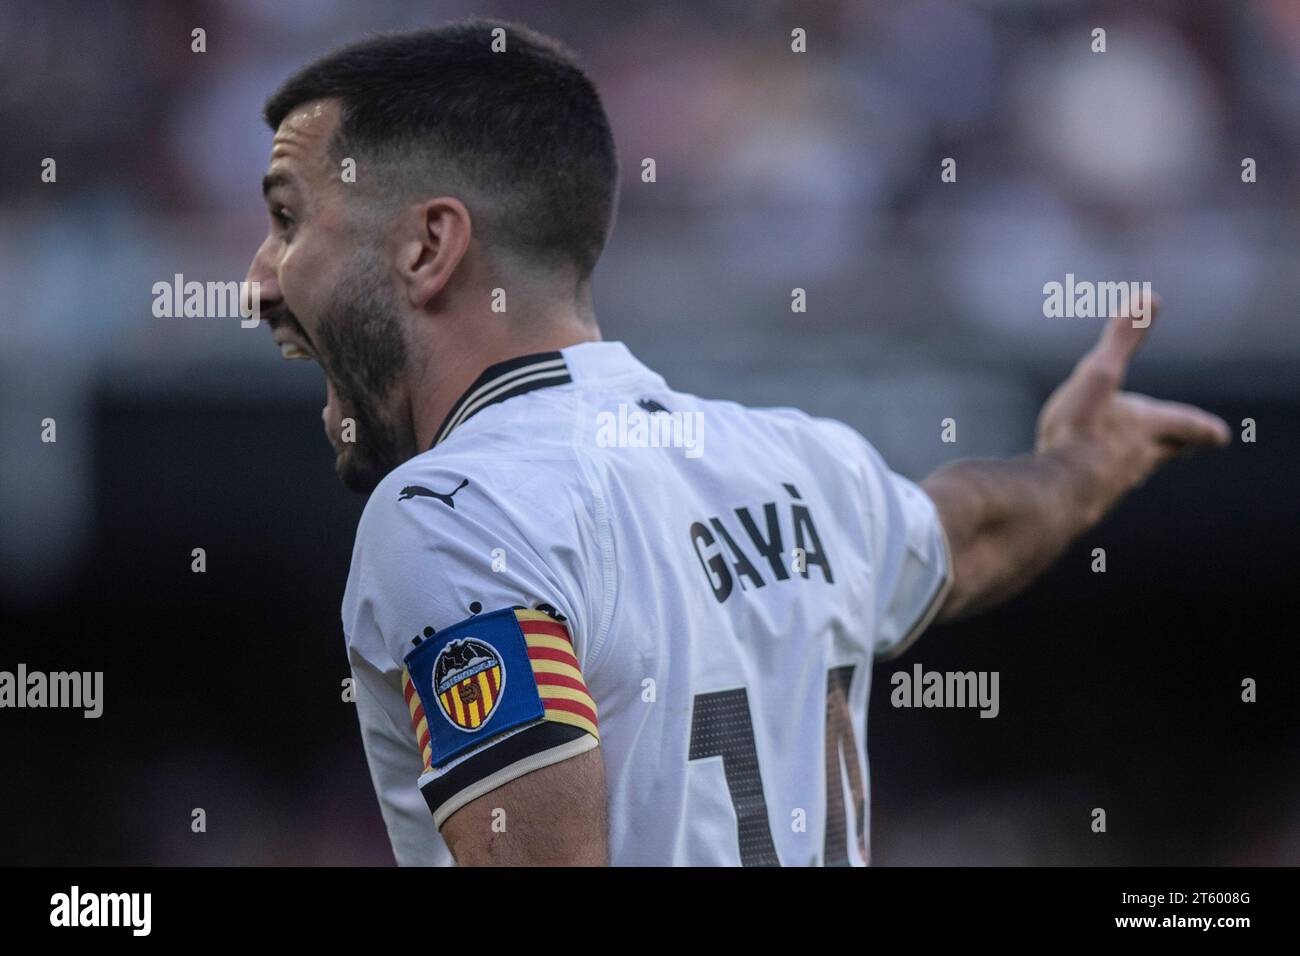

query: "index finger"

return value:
[1083, 289, 1160, 386]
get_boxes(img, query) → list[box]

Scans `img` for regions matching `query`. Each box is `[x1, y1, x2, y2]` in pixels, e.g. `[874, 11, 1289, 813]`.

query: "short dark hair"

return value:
[265, 20, 618, 278]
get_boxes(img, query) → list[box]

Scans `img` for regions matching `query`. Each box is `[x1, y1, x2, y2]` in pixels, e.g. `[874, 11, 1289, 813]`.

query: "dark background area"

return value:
[872, 392, 1300, 865]
[0, 384, 1294, 865]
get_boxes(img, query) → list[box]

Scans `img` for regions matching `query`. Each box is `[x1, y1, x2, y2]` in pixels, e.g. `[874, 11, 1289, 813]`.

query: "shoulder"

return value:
[344, 445, 611, 675]
[356, 440, 590, 552]
[725, 402, 882, 472]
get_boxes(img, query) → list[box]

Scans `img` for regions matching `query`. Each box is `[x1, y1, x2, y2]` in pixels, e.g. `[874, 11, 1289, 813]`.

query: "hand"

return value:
[1035, 294, 1230, 522]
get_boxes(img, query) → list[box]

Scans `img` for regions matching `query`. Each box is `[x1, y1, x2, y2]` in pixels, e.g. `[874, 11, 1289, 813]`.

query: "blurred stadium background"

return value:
[1, 0, 1297, 864]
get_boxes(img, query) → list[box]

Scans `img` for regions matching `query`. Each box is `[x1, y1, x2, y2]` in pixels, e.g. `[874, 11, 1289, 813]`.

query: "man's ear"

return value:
[396, 197, 473, 310]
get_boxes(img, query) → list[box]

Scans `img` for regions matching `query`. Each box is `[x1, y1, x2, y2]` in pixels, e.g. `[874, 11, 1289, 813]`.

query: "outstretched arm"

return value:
[924, 297, 1230, 621]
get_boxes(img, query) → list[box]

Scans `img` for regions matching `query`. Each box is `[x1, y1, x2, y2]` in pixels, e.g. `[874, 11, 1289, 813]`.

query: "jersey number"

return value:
[687, 664, 867, 867]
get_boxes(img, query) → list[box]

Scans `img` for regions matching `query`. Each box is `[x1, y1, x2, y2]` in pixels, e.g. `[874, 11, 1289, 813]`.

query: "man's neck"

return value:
[411, 323, 601, 452]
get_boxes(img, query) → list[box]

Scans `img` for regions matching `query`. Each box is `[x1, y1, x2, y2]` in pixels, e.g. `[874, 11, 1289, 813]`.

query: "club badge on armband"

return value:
[401, 606, 599, 772]
[431, 637, 505, 731]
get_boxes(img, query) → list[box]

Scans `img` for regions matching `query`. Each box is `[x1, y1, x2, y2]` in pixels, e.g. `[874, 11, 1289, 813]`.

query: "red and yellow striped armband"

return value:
[399, 606, 600, 827]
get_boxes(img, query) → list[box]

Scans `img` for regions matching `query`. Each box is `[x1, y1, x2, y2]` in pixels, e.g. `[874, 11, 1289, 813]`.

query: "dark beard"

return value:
[313, 261, 411, 494]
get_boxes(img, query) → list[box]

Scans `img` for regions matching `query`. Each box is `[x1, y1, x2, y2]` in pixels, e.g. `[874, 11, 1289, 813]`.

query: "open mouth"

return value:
[272, 324, 318, 363]
[266, 304, 318, 364]
[278, 341, 314, 361]
[269, 323, 343, 446]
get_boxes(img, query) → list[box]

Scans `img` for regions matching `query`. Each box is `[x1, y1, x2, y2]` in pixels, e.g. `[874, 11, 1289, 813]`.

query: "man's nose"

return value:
[245, 236, 282, 306]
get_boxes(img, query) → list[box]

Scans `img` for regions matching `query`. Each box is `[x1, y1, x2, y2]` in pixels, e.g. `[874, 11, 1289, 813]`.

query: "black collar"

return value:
[431, 351, 571, 449]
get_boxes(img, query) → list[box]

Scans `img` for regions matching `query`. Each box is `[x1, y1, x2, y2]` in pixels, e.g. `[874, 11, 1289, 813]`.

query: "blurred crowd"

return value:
[3, 0, 1298, 355]
[5, 0, 1299, 590]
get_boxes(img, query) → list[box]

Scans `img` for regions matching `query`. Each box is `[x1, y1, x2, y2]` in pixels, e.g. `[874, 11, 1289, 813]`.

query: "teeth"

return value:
[280, 342, 311, 360]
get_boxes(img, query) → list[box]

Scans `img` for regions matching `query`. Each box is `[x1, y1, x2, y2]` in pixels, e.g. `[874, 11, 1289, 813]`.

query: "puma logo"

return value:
[398, 477, 469, 508]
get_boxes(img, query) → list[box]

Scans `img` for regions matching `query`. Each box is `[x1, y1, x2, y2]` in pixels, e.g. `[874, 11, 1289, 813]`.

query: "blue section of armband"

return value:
[403, 607, 544, 768]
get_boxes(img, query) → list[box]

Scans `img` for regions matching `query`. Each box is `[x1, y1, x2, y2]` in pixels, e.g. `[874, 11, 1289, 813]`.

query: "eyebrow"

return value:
[261, 171, 295, 199]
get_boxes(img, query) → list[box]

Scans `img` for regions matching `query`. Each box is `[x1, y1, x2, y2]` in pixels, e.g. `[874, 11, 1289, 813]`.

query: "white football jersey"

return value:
[342, 341, 950, 866]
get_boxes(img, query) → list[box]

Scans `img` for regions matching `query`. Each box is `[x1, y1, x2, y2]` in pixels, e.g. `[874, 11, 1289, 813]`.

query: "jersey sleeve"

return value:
[826, 421, 953, 658]
[343, 458, 607, 828]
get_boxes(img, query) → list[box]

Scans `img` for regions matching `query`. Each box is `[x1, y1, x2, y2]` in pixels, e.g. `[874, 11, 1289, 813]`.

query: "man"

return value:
[246, 21, 1229, 866]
